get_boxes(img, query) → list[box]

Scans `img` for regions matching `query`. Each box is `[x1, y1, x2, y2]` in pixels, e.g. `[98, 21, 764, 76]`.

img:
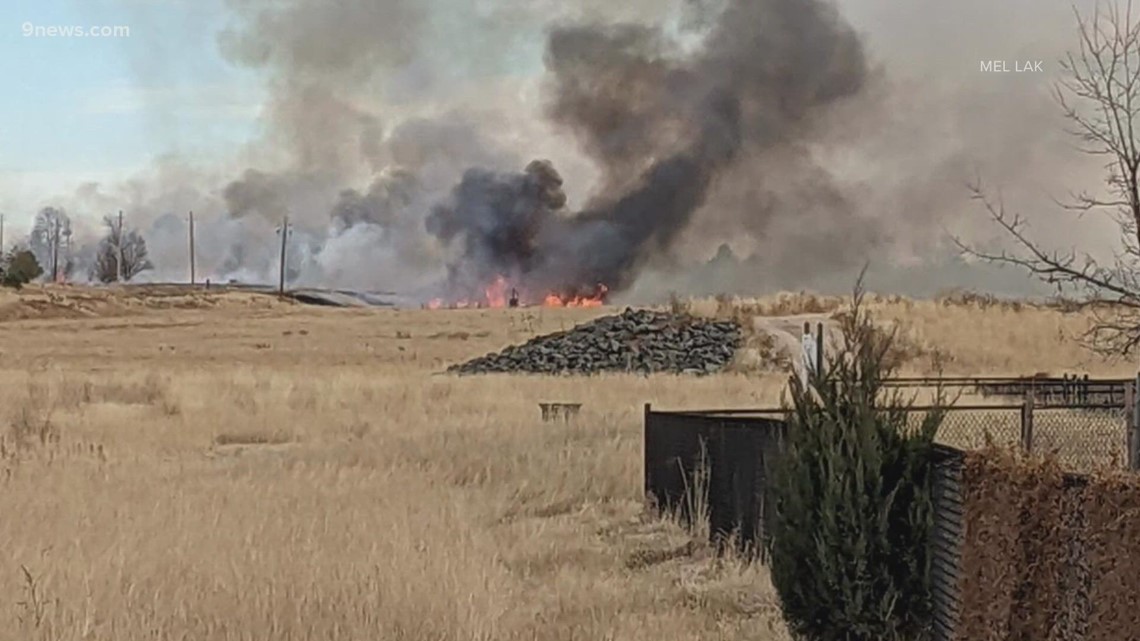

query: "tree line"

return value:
[0, 207, 152, 289]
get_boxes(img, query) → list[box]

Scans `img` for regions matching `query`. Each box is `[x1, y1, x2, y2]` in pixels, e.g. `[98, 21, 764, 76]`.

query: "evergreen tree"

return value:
[768, 277, 945, 641]
[1, 247, 44, 289]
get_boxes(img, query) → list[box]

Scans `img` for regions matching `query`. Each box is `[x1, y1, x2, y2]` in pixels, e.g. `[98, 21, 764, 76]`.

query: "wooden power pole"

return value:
[50, 218, 60, 282]
[0, 213, 5, 257]
[277, 215, 291, 296]
[117, 210, 125, 282]
[188, 210, 196, 285]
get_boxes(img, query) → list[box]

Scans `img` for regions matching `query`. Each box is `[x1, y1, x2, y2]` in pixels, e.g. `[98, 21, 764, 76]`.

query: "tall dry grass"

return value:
[0, 290, 792, 641]
[0, 286, 1130, 640]
[671, 290, 1138, 377]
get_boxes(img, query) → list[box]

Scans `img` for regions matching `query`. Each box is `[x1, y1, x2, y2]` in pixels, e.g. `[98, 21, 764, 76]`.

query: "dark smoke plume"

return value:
[428, 0, 868, 301]
[331, 168, 418, 232]
[426, 160, 568, 299]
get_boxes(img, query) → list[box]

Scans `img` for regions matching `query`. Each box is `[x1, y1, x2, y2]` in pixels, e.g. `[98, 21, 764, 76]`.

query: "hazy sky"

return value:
[0, 0, 1089, 219]
[0, 0, 1119, 298]
[0, 0, 556, 229]
[2, 0, 257, 199]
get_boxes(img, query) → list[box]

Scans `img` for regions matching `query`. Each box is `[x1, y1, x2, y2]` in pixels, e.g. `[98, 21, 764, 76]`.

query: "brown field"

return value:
[0, 284, 1130, 640]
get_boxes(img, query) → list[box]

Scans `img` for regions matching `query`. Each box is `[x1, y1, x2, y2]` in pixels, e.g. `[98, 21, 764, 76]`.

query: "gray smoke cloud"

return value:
[652, 0, 1112, 298]
[206, 0, 523, 292]
[425, 0, 869, 301]
[14, 0, 1119, 301]
[215, 0, 423, 222]
[200, 0, 882, 302]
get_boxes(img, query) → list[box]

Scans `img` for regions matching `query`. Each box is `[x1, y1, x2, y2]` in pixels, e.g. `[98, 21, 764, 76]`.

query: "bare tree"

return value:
[92, 215, 152, 283]
[958, 1, 1140, 356]
[28, 207, 72, 282]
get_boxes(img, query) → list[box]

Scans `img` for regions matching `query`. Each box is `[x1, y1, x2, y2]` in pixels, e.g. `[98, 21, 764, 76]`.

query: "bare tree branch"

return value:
[958, 3, 1140, 357]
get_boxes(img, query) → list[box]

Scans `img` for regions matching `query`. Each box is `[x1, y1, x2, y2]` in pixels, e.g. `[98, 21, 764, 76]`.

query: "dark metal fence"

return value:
[978, 377, 1127, 406]
[644, 386, 1140, 557]
[930, 446, 965, 641]
[643, 405, 784, 556]
[645, 376, 1140, 639]
[881, 375, 1130, 407]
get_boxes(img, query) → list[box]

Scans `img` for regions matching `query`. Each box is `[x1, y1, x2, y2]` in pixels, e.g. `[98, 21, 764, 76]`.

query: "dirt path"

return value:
[748, 313, 842, 372]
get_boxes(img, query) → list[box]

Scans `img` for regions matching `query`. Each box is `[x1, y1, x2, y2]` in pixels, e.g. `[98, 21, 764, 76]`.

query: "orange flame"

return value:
[427, 280, 608, 309]
[542, 283, 608, 307]
[484, 275, 509, 308]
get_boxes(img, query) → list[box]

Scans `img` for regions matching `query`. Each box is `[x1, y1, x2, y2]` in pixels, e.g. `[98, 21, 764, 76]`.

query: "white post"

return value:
[801, 323, 818, 387]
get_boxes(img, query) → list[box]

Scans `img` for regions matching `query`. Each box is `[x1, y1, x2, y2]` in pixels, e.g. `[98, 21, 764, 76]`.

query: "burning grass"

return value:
[0, 286, 1132, 640]
[427, 275, 609, 310]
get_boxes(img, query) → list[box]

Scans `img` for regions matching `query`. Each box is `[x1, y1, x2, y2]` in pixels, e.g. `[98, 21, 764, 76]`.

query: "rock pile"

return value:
[449, 308, 742, 375]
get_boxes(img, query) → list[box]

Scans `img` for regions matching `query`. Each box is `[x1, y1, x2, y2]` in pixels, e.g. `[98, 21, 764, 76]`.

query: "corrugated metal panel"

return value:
[644, 410, 784, 557]
[930, 446, 965, 641]
[644, 411, 708, 528]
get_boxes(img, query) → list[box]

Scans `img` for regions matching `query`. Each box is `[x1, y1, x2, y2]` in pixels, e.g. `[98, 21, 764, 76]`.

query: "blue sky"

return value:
[0, 0, 261, 178]
[0, 0, 555, 228]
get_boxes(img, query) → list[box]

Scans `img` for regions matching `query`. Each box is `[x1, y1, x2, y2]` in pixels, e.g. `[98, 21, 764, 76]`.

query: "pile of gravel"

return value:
[448, 307, 742, 375]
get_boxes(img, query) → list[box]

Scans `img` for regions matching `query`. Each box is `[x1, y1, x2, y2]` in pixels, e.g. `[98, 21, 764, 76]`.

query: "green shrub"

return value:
[768, 279, 945, 641]
[1, 248, 43, 289]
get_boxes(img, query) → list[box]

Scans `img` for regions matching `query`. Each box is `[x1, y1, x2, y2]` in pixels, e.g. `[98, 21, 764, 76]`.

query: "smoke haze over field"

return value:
[421, 0, 868, 301]
[4, 0, 1119, 300]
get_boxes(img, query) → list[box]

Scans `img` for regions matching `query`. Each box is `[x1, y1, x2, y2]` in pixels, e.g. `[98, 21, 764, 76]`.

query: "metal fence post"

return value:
[815, 322, 824, 378]
[1131, 377, 1140, 471]
[1021, 390, 1035, 453]
[1125, 382, 1135, 471]
[644, 403, 652, 497]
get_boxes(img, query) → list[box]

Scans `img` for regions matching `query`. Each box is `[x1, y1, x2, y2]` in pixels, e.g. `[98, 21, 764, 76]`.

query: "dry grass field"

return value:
[0, 284, 1132, 640]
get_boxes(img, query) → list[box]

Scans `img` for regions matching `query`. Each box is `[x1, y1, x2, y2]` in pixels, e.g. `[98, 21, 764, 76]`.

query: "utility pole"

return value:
[117, 210, 125, 283]
[276, 215, 291, 296]
[63, 225, 71, 282]
[0, 213, 5, 259]
[188, 210, 196, 285]
[50, 217, 60, 283]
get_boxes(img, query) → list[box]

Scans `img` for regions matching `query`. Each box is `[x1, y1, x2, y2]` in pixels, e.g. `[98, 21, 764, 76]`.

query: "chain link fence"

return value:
[1033, 406, 1129, 471]
[906, 404, 1131, 473]
[913, 407, 1021, 450]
